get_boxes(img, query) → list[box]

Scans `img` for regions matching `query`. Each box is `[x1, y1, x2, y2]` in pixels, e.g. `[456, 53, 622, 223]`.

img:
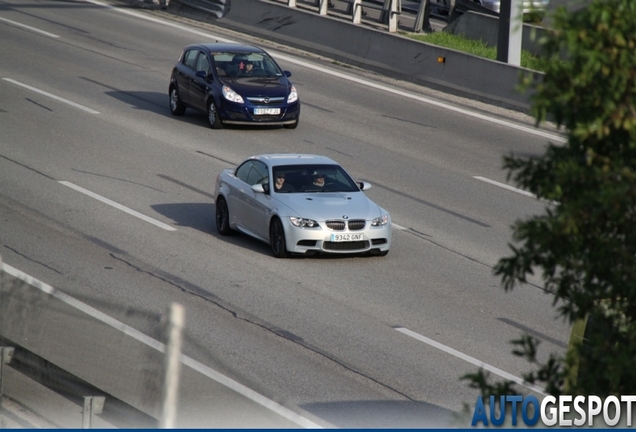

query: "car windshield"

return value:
[272, 164, 361, 193]
[212, 51, 284, 78]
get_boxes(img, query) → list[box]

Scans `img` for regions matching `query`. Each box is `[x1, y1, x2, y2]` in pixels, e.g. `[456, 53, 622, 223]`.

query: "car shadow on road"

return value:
[151, 202, 280, 256]
[151, 202, 215, 233]
[103, 89, 297, 131]
[103, 89, 208, 127]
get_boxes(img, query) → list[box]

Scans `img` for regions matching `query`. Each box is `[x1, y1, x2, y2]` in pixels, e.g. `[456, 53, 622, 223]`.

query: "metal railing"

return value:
[281, 0, 450, 32]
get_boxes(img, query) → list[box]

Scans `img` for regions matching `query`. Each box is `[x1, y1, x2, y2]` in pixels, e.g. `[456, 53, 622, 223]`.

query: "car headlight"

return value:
[290, 217, 318, 228]
[287, 85, 298, 104]
[371, 214, 389, 226]
[222, 85, 244, 104]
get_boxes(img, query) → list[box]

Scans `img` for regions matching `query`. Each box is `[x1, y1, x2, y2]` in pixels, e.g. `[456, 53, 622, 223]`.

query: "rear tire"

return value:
[169, 86, 186, 116]
[269, 218, 289, 258]
[215, 197, 234, 235]
[208, 100, 223, 129]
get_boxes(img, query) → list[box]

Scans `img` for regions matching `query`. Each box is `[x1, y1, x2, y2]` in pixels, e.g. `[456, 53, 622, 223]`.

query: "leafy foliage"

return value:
[463, 0, 636, 397]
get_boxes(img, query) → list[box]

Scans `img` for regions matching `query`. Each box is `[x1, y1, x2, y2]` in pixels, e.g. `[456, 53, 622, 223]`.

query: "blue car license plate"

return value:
[254, 108, 280, 115]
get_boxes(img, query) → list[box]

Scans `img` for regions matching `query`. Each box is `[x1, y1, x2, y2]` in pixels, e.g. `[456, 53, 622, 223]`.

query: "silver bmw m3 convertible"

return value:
[214, 154, 392, 258]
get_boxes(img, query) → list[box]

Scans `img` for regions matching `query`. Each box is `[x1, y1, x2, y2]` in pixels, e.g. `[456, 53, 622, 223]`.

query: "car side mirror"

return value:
[195, 70, 211, 80]
[358, 181, 372, 191]
[284, 71, 292, 77]
[252, 184, 266, 193]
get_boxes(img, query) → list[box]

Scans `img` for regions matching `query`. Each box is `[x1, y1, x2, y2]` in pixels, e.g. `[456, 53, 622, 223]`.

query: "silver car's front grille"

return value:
[326, 220, 346, 231]
[326, 220, 366, 231]
[246, 96, 285, 104]
[347, 220, 366, 231]
[324, 241, 370, 251]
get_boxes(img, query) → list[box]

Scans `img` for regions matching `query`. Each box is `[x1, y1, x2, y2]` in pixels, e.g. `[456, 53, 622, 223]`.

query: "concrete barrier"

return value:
[444, 10, 548, 57]
[168, 0, 542, 112]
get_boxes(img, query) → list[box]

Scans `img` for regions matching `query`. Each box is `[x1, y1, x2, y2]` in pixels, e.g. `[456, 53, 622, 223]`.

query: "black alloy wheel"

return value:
[269, 218, 288, 258]
[215, 197, 234, 235]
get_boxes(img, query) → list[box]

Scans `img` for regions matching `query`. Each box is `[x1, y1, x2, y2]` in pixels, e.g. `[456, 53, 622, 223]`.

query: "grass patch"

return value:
[404, 31, 549, 72]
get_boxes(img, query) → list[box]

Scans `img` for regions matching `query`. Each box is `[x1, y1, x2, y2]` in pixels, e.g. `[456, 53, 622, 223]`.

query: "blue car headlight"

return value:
[371, 214, 389, 226]
[290, 217, 318, 228]
[222, 85, 244, 104]
[287, 85, 298, 104]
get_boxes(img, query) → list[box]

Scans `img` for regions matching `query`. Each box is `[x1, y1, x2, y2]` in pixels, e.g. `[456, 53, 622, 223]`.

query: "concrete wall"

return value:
[444, 10, 548, 56]
[168, 0, 543, 112]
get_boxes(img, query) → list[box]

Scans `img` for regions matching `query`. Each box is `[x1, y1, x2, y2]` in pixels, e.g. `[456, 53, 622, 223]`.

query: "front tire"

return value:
[269, 218, 288, 258]
[208, 100, 223, 129]
[169, 86, 186, 116]
[284, 117, 299, 129]
[215, 197, 234, 235]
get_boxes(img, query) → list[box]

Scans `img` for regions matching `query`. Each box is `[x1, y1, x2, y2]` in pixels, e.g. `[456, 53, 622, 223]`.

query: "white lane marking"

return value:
[59, 181, 177, 231]
[473, 176, 537, 199]
[395, 327, 547, 395]
[84, 0, 566, 143]
[1, 262, 324, 429]
[474, 176, 559, 205]
[0, 16, 60, 38]
[2, 78, 100, 114]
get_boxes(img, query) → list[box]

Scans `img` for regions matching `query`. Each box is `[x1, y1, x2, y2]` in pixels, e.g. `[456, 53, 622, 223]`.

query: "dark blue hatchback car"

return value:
[169, 42, 300, 129]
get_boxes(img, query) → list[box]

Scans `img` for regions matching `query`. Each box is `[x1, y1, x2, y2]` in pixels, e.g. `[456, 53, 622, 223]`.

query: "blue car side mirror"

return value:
[284, 71, 292, 77]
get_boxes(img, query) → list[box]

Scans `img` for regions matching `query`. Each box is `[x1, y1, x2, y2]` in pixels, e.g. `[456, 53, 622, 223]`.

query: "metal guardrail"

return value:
[170, 0, 231, 18]
[267, 0, 501, 33]
[285, 0, 439, 32]
[0, 258, 167, 428]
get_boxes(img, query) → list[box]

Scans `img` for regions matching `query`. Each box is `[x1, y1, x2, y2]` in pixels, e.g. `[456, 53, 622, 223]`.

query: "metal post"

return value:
[0, 346, 15, 418]
[413, 0, 432, 32]
[159, 303, 185, 429]
[352, 0, 362, 24]
[497, 0, 522, 65]
[318, 0, 328, 15]
[81, 396, 105, 429]
[388, 0, 398, 32]
[448, 0, 456, 16]
[288, 0, 296, 7]
[379, 0, 391, 23]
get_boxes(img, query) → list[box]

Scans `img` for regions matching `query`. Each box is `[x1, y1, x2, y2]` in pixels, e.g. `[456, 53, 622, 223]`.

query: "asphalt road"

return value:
[0, 0, 571, 427]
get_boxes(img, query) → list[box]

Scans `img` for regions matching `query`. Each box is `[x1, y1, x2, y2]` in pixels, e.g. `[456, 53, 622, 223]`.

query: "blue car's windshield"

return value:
[272, 164, 361, 193]
[212, 52, 284, 78]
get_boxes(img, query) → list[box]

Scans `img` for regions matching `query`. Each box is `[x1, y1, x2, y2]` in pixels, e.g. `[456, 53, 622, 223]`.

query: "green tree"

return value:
[463, 0, 636, 398]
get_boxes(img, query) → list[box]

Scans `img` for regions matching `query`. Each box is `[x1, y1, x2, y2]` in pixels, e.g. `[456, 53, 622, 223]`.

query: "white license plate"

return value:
[330, 233, 364, 242]
[254, 108, 280, 115]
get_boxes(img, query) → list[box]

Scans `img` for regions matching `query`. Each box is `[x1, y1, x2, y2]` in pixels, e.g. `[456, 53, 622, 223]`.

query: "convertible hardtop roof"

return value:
[249, 154, 339, 166]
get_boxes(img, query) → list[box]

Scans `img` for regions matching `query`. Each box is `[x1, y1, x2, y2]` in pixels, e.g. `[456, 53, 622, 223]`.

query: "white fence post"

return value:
[0, 346, 13, 429]
[159, 303, 185, 429]
[318, 0, 328, 15]
[388, 0, 398, 32]
[81, 396, 105, 429]
[288, 0, 296, 7]
[352, 0, 362, 24]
